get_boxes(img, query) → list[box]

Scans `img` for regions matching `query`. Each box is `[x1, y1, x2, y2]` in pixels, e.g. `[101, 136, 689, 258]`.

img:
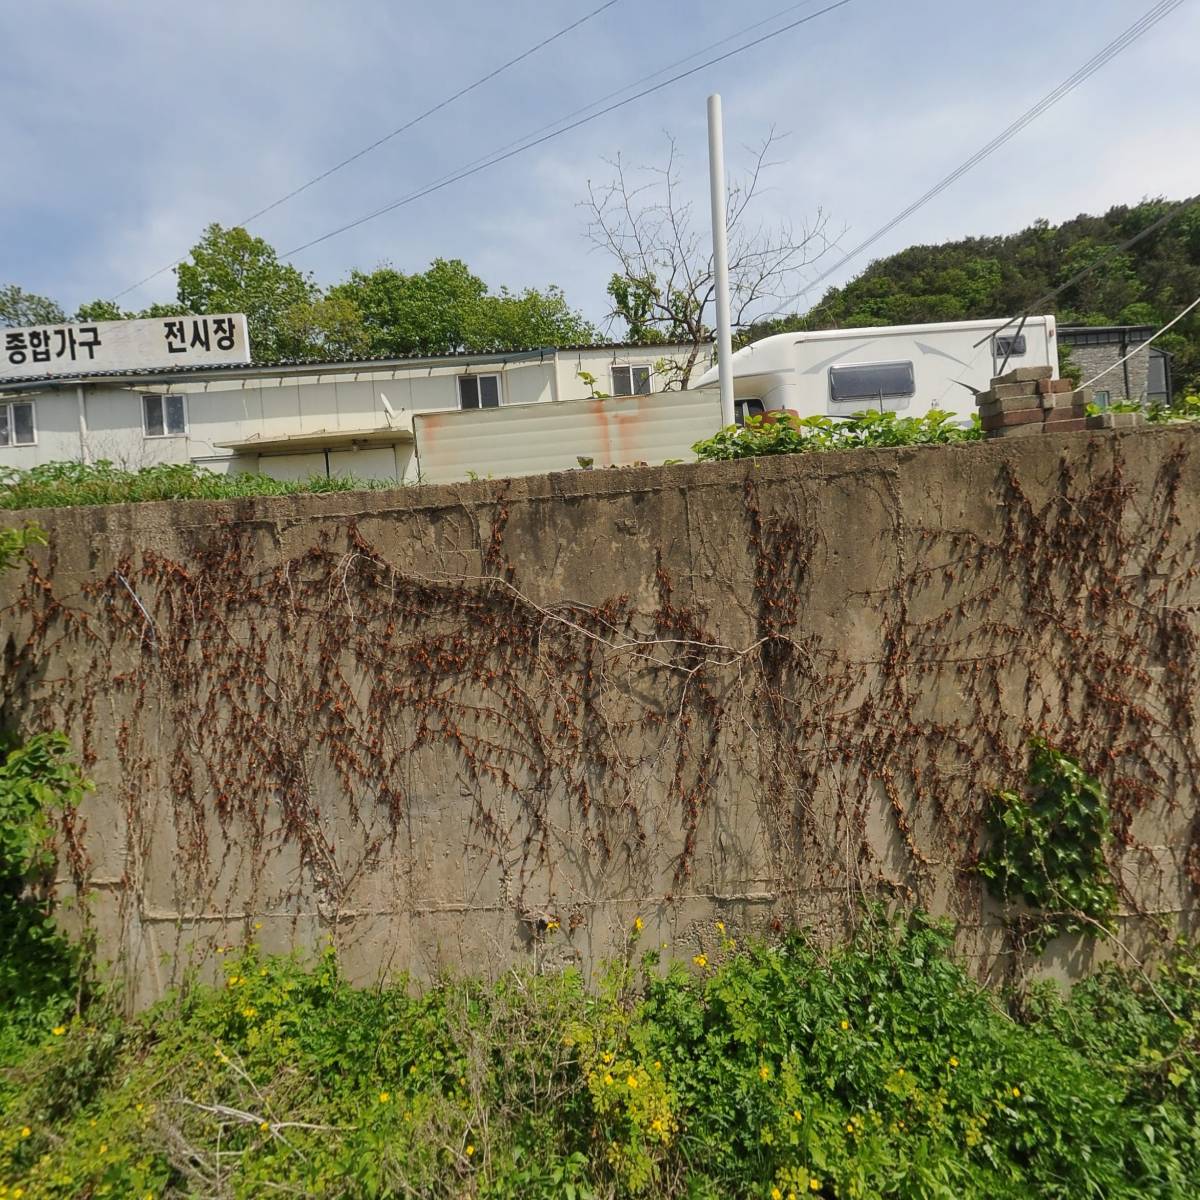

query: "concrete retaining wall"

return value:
[3, 427, 1200, 1005]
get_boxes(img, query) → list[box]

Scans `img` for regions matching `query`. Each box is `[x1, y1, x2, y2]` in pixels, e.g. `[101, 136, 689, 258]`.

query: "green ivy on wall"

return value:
[978, 739, 1118, 948]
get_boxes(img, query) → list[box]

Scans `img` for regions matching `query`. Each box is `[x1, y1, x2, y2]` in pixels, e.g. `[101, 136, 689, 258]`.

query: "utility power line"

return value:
[115, 0, 621, 300]
[797, 0, 1187, 301]
[441, 0, 834, 182]
[1079, 293, 1200, 391]
[281, 0, 855, 258]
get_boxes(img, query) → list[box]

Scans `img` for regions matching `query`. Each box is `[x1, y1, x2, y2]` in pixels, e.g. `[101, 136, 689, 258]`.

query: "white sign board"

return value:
[0, 313, 251, 381]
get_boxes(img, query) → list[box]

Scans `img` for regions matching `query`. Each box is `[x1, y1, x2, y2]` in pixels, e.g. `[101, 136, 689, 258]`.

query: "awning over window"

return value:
[214, 425, 414, 454]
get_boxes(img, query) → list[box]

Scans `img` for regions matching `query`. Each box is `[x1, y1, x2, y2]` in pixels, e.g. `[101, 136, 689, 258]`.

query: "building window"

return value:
[458, 375, 501, 410]
[735, 398, 764, 426]
[0, 400, 36, 446]
[994, 334, 1027, 358]
[143, 394, 187, 437]
[612, 364, 652, 396]
[1094, 390, 1111, 408]
[829, 361, 915, 403]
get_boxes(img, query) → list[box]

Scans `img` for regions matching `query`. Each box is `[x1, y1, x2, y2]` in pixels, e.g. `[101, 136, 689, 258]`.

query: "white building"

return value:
[0, 341, 706, 484]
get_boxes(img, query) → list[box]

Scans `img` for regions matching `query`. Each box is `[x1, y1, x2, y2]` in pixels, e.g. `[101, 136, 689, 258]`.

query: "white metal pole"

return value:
[707, 93, 735, 429]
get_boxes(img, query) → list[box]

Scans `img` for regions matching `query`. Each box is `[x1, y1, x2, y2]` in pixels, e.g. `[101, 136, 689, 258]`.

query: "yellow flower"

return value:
[259, 968, 268, 976]
[758, 1064, 770, 1081]
[51, 1025, 66, 1036]
[253, 921, 262, 930]
[809, 1180, 821, 1192]
[633, 916, 644, 933]
[99, 1143, 107, 1154]
[845, 1122, 855, 1133]
[13, 1191, 23, 1200]
[466, 1144, 475, 1157]
[792, 1108, 803, 1121]
[20, 1125, 31, 1138]
[692, 954, 708, 969]
[772, 1189, 783, 1200]
[715, 920, 725, 933]
[650, 1117, 664, 1134]
[1011, 1086, 1021, 1098]
[260, 1121, 269, 1132]
[896, 1067, 905, 1076]
[601, 1051, 614, 1064]
[626, 1074, 638, 1089]
[242, 1007, 257, 1019]
[545, 919, 560, 932]
[378, 1091, 390, 1103]
[840, 1020, 850, 1030]
[653, 1060, 661, 1069]
[603, 1072, 614, 1086]
[949, 1056, 959, 1068]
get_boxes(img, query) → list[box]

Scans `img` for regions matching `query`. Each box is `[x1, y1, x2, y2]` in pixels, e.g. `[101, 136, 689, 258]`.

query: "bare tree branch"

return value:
[582, 130, 839, 388]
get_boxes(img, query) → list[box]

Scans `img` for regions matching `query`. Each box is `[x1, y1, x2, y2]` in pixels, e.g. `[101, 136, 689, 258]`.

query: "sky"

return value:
[3, 0, 1199, 334]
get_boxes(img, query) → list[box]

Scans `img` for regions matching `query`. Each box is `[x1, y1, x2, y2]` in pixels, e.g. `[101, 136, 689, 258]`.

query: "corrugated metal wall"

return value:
[413, 390, 722, 483]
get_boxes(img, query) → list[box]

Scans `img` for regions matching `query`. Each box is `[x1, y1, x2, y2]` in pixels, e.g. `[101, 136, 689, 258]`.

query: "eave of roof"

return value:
[0, 340, 707, 394]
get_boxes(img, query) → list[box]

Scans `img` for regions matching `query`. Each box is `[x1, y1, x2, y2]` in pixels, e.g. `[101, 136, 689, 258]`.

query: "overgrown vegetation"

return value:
[0, 527, 90, 1081]
[0, 461, 393, 510]
[3, 916, 1200, 1198]
[0, 733, 90, 1076]
[692, 410, 982, 462]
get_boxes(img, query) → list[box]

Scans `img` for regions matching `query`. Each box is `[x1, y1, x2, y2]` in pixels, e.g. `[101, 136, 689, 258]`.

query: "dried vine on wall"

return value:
[1, 437, 1198, 958]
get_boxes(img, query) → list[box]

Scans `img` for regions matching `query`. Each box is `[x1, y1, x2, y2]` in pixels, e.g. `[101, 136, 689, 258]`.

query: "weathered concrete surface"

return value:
[3, 426, 1200, 1005]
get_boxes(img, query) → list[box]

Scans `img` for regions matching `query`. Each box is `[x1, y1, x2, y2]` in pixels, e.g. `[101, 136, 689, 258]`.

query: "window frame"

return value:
[0, 399, 37, 447]
[457, 373, 503, 411]
[611, 363, 653, 396]
[828, 360, 916, 405]
[735, 398, 765, 427]
[142, 393, 188, 438]
[993, 334, 1027, 359]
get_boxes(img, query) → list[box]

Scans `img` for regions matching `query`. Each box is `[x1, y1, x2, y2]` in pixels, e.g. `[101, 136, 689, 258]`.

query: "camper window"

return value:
[994, 334, 1027, 358]
[735, 399, 764, 426]
[612, 364, 652, 396]
[458, 375, 501, 410]
[829, 361, 915, 403]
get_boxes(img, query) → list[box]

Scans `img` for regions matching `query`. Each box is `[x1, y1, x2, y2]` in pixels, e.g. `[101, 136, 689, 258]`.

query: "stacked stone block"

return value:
[976, 366, 1090, 440]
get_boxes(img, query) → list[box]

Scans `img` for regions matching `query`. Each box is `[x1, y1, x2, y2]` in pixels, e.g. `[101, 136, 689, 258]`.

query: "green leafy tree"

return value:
[176, 224, 318, 361]
[0, 285, 65, 328]
[329, 258, 595, 358]
[280, 294, 371, 360]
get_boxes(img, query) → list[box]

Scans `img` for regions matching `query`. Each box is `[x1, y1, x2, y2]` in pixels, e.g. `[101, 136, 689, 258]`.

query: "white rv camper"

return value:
[694, 317, 1058, 424]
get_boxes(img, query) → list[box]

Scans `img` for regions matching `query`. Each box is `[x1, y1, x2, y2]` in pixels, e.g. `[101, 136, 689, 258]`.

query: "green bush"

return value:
[693, 410, 981, 463]
[4, 915, 1200, 1198]
[0, 733, 91, 1080]
[0, 460, 394, 511]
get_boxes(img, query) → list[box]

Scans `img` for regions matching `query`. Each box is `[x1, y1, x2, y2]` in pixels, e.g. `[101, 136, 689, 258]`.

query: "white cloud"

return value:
[2, 0, 1197, 323]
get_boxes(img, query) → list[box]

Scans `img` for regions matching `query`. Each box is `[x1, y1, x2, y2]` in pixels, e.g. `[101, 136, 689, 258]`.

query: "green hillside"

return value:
[749, 199, 1200, 392]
